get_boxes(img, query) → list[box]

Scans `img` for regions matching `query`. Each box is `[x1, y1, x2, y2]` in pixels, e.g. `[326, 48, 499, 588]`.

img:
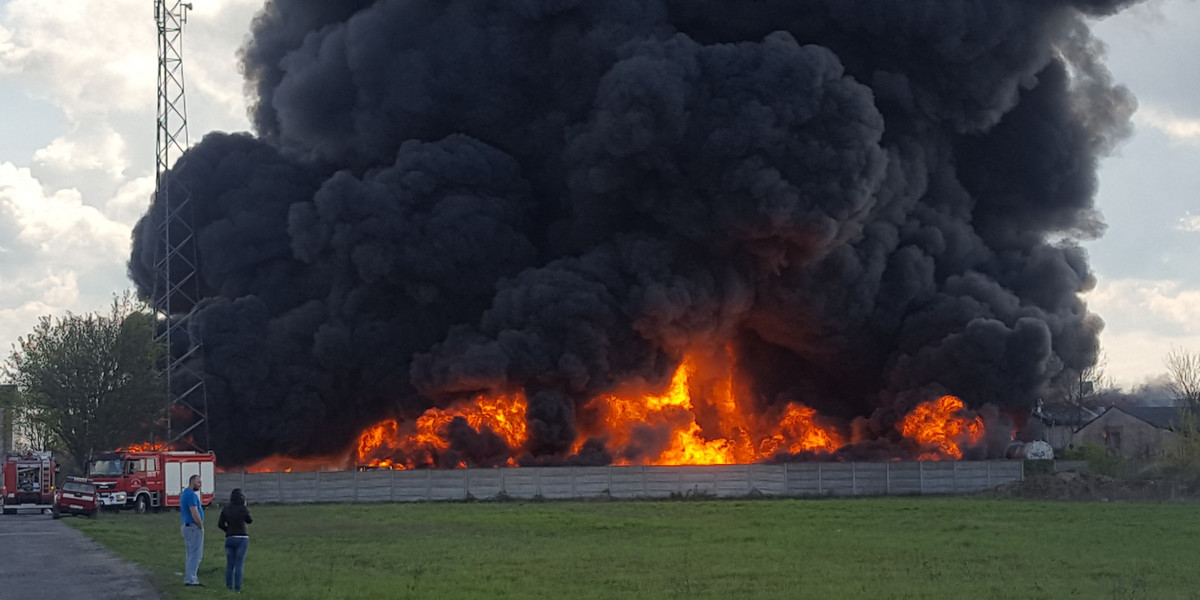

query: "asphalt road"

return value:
[0, 509, 160, 599]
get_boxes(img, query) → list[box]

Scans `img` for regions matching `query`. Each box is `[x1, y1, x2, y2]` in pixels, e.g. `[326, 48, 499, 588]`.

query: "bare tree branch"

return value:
[1165, 347, 1200, 412]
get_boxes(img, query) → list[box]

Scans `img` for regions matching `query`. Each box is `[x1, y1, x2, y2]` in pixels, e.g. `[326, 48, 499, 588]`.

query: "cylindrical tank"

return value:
[1005, 440, 1054, 460]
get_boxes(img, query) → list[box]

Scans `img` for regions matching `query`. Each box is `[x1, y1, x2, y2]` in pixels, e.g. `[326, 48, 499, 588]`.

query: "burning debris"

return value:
[130, 0, 1136, 469]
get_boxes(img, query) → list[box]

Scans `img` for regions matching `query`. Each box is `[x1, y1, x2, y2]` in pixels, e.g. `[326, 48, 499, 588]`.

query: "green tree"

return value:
[0, 384, 56, 451]
[2, 294, 164, 472]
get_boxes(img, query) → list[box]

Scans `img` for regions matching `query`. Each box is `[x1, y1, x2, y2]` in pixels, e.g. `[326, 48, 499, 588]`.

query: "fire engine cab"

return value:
[87, 450, 215, 513]
[1, 451, 57, 515]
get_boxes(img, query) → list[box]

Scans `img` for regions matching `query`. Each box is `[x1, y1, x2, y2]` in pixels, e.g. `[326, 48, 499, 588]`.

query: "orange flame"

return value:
[898, 395, 984, 459]
[115, 442, 162, 452]
[235, 353, 992, 472]
[581, 353, 843, 465]
[354, 392, 529, 469]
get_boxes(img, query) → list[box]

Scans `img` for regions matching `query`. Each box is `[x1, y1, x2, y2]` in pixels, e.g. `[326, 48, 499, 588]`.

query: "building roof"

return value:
[1031, 402, 1103, 426]
[1078, 405, 1187, 432]
[1118, 406, 1186, 430]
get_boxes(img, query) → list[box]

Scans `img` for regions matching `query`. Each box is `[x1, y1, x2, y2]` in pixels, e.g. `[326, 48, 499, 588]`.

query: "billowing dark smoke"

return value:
[129, 0, 1137, 466]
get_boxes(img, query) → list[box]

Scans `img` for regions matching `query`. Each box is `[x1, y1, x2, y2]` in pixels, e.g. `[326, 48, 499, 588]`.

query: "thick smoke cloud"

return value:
[130, 0, 1137, 466]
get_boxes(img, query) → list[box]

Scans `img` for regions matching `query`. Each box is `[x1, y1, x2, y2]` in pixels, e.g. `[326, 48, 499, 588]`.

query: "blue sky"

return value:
[1, 0, 1197, 390]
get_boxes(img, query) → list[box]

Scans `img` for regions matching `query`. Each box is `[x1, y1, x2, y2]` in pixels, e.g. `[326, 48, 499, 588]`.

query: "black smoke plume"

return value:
[129, 0, 1138, 466]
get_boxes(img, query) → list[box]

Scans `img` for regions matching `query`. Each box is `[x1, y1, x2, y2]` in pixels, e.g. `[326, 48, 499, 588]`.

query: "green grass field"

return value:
[68, 497, 1200, 600]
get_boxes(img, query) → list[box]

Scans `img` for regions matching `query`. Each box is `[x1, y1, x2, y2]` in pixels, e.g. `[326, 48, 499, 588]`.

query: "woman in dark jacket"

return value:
[217, 488, 253, 592]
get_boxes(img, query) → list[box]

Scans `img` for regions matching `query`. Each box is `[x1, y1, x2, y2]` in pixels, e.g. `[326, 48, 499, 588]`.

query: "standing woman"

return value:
[217, 488, 253, 593]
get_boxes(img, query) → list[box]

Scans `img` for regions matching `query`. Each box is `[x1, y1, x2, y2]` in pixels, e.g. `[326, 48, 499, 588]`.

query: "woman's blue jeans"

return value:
[224, 536, 250, 591]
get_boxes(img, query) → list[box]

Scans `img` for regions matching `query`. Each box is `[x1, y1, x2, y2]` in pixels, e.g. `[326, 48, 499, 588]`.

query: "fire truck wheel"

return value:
[134, 495, 149, 514]
[51, 507, 60, 519]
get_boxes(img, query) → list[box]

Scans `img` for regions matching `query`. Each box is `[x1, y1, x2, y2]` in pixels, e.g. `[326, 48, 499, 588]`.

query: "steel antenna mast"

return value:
[153, 0, 208, 451]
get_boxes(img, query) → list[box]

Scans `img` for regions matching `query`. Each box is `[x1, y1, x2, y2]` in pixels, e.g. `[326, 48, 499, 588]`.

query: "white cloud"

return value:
[0, 0, 261, 362]
[0, 161, 135, 359]
[34, 126, 128, 178]
[1134, 105, 1200, 145]
[1, 0, 257, 180]
[0, 162, 130, 262]
[0, 20, 27, 76]
[106, 174, 156, 227]
[0, 270, 79, 356]
[1177, 214, 1200, 233]
[2, 0, 156, 117]
[1087, 277, 1200, 388]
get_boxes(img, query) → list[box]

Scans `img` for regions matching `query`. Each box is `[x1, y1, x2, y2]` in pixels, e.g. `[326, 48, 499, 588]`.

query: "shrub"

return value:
[1060, 443, 1126, 478]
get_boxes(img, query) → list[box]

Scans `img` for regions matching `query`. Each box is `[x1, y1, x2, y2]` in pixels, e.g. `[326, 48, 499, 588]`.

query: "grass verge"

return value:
[69, 497, 1200, 599]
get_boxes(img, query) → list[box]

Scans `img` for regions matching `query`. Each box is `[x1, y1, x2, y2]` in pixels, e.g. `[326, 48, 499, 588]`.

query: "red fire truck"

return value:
[86, 450, 215, 513]
[1, 451, 57, 515]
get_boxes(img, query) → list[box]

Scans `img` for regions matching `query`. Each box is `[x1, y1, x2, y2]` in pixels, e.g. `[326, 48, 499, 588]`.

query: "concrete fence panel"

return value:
[747, 464, 786, 496]
[573, 467, 611, 498]
[354, 470, 394, 503]
[214, 460, 1032, 505]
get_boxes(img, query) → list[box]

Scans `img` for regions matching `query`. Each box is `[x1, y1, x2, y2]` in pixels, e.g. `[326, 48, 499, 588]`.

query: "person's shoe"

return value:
[184, 582, 204, 587]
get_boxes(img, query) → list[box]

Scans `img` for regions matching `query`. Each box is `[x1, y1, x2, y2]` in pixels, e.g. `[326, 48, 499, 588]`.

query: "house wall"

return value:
[1072, 410, 1178, 460]
[1027, 421, 1075, 451]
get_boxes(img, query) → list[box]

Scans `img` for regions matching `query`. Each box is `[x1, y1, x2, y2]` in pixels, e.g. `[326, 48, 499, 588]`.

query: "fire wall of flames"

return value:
[237, 351, 987, 472]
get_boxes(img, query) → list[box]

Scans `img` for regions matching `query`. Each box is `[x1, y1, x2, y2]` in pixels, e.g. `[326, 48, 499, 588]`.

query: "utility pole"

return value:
[153, 0, 209, 451]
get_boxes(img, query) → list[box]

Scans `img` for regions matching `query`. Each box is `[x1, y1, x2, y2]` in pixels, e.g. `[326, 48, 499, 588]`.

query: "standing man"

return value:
[180, 474, 205, 587]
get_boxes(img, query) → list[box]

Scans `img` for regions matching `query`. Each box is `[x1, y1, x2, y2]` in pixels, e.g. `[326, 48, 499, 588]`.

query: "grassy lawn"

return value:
[68, 497, 1200, 600]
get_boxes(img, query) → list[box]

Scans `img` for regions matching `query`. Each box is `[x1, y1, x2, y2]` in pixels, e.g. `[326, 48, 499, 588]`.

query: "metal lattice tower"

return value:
[153, 0, 208, 451]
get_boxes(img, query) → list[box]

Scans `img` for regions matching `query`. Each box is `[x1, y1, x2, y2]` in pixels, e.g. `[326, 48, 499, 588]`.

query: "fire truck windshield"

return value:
[88, 460, 123, 476]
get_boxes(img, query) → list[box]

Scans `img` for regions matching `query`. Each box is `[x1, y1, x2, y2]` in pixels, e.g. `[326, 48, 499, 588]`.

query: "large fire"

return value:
[898, 394, 985, 460]
[233, 352, 991, 472]
[573, 355, 843, 466]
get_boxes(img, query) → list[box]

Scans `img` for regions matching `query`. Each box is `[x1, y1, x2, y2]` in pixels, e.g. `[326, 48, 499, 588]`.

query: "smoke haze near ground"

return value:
[128, 0, 1138, 466]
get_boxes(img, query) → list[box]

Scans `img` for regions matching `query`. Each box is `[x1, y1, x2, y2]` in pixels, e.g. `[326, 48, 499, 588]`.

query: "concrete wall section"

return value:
[215, 460, 1030, 504]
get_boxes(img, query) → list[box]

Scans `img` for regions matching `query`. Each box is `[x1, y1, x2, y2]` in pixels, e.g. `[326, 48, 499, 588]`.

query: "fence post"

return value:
[390, 469, 396, 502]
[464, 467, 470, 500]
[425, 469, 432, 501]
[783, 463, 790, 497]
[885, 462, 891, 495]
[851, 462, 857, 496]
[987, 461, 992, 488]
[919, 461, 925, 495]
[817, 463, 823, 496]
